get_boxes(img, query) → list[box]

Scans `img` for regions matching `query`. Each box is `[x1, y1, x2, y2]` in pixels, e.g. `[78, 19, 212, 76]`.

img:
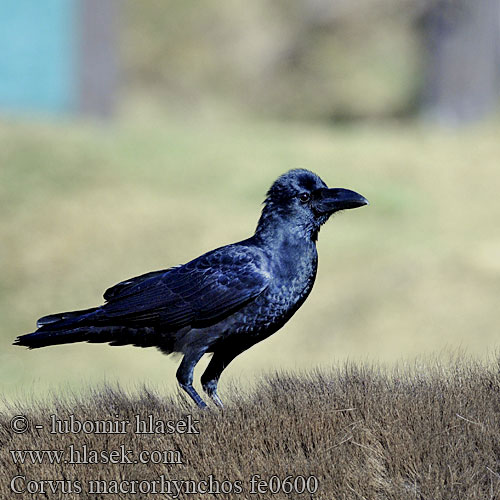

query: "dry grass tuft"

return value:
[1, 359, 500, 499]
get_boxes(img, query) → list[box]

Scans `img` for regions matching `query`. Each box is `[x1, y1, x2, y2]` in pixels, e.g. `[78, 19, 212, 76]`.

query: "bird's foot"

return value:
[202, 380, 224, 408]
[179, 383, 207, 409]
[210, 392, 224, 408]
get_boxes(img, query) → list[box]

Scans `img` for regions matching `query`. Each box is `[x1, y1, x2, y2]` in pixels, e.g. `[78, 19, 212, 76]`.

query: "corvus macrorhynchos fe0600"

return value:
[15, 170, 368, 408]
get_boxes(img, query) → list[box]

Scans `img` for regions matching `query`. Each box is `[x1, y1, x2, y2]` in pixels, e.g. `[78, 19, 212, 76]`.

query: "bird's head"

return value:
[256, 169, 368, 240]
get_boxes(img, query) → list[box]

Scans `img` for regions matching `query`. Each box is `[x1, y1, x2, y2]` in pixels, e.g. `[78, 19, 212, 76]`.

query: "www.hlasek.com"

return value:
[9, 413, 319, 496]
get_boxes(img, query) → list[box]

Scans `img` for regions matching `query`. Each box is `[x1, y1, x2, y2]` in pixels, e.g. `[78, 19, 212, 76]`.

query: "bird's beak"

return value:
[312, 188, 369, 215]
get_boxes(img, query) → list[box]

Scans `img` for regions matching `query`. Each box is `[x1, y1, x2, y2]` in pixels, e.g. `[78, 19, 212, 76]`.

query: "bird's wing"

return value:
[103, 269, 170, 301]
[97, 245, 270, 329]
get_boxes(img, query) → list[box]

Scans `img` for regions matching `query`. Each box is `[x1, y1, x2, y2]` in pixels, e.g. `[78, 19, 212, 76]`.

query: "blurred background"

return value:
[1, 0, 500, 401]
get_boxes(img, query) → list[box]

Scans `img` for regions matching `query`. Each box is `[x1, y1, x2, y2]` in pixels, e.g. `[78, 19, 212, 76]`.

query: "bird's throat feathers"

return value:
[255, 199, 325, 243]
[253, 205, 318, 282]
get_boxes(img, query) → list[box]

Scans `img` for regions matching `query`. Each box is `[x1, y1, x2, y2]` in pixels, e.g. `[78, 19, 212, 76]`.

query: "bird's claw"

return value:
[202, 381, 224, 408]
[210, 392, 224, 408]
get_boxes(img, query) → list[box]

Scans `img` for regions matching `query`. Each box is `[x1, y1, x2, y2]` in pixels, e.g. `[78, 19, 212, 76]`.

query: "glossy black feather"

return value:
[95, 244, 270, 329]
[103, 269, 167, 301]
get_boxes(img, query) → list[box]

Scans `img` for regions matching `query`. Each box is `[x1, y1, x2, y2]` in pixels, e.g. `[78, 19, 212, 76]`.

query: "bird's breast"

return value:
[224, 246, 318, 338]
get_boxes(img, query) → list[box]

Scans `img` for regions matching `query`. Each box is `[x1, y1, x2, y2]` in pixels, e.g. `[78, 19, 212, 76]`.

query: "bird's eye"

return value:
[298, 192, 311, 203]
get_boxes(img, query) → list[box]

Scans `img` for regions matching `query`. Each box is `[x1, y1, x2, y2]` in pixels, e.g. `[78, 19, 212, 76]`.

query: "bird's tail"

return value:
[14, 307, 101, 349]
[36, 307, 99, 328]
[14, 307, 165, 351]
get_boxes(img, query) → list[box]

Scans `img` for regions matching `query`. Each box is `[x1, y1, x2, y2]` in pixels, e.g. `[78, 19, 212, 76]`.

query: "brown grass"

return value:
[1, 358, 500, 499]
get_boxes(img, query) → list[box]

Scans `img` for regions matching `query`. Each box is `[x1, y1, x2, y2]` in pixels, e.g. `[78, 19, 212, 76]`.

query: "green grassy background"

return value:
[2, 110, 500, 401]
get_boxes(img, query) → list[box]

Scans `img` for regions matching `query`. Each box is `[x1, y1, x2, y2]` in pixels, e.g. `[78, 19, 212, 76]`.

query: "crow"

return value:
[15, 169, 368, 408]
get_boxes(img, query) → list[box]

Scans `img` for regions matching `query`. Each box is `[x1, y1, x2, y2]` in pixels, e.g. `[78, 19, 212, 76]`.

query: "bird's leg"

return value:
[176, 351, 207, 409]
[201, 347, 245, 408]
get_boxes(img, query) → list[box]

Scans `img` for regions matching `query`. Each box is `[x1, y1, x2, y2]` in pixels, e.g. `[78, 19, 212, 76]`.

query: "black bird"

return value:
[15, 169, 368, 408]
